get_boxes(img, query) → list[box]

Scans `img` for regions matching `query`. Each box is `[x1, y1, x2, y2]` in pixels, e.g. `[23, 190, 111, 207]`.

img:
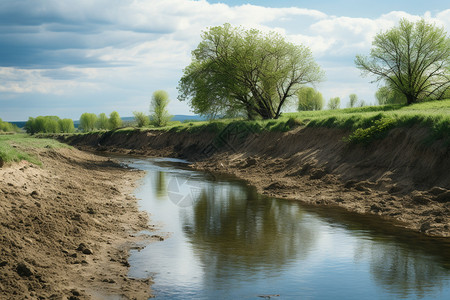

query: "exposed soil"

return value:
[59, 125, 450, 237]
[0, 147, 157, 299]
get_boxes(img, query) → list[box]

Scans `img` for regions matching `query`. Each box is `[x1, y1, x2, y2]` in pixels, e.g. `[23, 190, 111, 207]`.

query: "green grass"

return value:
[0, 134, 71, 166]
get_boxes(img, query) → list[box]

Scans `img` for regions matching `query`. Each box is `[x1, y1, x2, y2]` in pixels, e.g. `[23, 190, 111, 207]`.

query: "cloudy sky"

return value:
[0, 0, 449, 121]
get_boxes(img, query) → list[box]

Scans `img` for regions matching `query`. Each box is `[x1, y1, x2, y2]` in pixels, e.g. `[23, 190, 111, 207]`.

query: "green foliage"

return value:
[109, 111, 122, 130]
[346, 117, 397, 145]
[356, 18, 450, 104]
[96, 113, 109, 130]
[150, 90, 172, 127]
[178, 23, 325, 120]
[297, 87, 324, 111]
[133, 111, 150, 127]
[58, 118, 75, 133]
[349, 94, 358, 108]
[375, 85, 407, 105]
[328, 97, 341, 110]
[79, 113, 97, 132]
[0, 118, 20, 133]
[25, 116, 62, 134]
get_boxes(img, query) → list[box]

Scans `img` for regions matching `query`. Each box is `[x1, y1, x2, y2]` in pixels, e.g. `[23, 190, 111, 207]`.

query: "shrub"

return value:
[133, 111, 149, 127]
[346, 117, 397, 145]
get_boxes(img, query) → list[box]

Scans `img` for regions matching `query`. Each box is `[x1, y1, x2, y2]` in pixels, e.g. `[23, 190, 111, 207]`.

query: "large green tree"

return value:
[355, 19, 450, 105]
[178, 24, 324, 119]
[297, 87, 324, 111]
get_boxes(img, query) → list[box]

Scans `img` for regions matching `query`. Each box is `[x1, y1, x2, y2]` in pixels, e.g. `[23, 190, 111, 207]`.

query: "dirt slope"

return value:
[0, 147, 156, 299]
[60, 126, 450, 237]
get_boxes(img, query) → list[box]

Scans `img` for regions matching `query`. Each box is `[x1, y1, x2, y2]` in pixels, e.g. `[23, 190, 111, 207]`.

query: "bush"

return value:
[133, 111, 149, 127]
[346, 117, 397, 145]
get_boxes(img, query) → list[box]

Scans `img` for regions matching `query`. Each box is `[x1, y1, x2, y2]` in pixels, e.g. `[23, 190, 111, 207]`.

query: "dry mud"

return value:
[0, 147, 157, 299]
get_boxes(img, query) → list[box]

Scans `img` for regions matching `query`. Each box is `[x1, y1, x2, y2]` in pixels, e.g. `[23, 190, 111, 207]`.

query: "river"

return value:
[119, 157, 450, 299]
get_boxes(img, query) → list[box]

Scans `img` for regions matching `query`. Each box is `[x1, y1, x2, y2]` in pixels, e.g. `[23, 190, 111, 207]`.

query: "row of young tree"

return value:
[24, 111, 123, 134]
[25, 116, 75, 134]
[22, 90, 173, 134]
[296, 85, 405, 111]
[79, 111, 122, 132]
[178, 19, 449, 119]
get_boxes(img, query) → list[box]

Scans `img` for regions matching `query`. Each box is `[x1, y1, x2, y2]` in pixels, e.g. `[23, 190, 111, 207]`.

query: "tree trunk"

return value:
[406, 94, 415, 105]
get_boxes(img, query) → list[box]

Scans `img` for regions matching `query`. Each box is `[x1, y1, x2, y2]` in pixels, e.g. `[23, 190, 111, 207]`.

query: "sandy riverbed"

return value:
[0, 147, 156, 299]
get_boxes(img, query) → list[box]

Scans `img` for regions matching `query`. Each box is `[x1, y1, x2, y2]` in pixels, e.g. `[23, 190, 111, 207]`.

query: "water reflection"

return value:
[123, 157, 450, 299]
[155, 171, 167, 198]
[181, 184, 318, 278]
[354, 239, 449, 298]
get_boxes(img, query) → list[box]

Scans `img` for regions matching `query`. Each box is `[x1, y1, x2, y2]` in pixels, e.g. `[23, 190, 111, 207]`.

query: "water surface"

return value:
[121, 157, 450, 299]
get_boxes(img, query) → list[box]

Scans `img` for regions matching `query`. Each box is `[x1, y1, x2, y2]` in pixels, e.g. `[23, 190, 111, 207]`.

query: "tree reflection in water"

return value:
[180, 182, 319, 281]
[354, 238, 449, 298]
[155, 171, 167, 198]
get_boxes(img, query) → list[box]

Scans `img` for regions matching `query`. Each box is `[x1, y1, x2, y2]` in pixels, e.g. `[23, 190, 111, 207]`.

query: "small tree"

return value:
[59, 119, 75, 133]
[79, 113, 97, 132]
[349, 94, 358, 108]
[297, 87, 324, 111]
[133, 111, 149, 127]
[150, 90, 172, 127]
[356, 18, 450, 104]
[109, 111, 122, 130]
[96, 113, 109, 130]
[328, 97, 340, 110]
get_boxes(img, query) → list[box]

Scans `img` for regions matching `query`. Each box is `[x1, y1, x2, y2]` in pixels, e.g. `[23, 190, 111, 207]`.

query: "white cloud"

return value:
[1, 0, 450, 121]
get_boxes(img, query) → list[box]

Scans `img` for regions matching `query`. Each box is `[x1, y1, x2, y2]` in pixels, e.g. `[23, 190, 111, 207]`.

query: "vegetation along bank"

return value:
[53, 100, 450, 238]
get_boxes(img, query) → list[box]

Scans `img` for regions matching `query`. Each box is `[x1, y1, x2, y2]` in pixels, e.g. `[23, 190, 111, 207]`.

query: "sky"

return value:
[0, 0, 449, 121]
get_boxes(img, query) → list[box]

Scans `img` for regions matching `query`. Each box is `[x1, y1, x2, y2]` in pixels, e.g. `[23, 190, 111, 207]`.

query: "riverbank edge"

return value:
[0, 147, 156, 299]
[55, 125, 450, 237]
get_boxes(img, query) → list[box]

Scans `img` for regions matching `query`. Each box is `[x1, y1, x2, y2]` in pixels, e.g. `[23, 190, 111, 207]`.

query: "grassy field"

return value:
[0, 134, 71, 165]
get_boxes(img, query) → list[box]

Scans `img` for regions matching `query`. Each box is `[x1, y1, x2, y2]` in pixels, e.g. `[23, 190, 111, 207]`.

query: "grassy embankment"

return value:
[110, 99, 450, 146]
[0, 134, 71, 166]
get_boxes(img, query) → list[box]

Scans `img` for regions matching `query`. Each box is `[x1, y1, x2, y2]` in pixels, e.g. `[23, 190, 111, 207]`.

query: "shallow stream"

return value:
[120, 157, 450, 299]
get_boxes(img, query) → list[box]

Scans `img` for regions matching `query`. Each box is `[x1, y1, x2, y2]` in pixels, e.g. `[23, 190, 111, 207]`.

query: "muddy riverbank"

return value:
[0, 147, 156, 299]
[58, 125, 450, 237]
